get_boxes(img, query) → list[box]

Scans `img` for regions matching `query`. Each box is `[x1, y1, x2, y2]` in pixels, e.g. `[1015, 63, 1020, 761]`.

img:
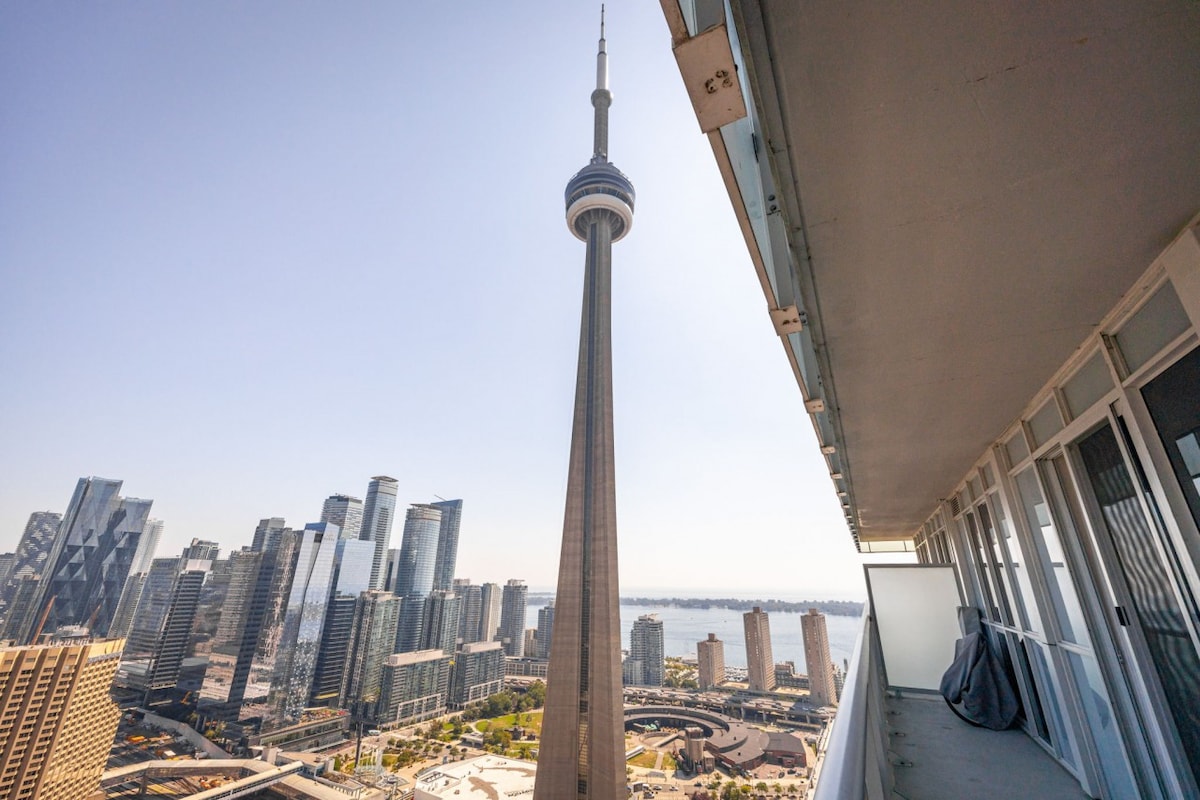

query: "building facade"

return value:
[360, 476, 399, 591]
[497, 579, 527, 658]
[431, 498, 463, 592]
[267, 523, 337, 723]
[310, 538, 374, 706]
[478, 582, 502, 643]
[342, 590, 402, 711]
[0, 638, 123, 800]
[450, 640, 505, 708]
[27, 477, 152, 640]
[420, 589, 461, 655]
[801, 609, 836, 707]
[697, 633, 725, 690]
[743, 607, 775, 693]
[535, 600, 555, 659]
[628, 614, 665, 687]
[321, 494, 363, 541]
[452, 579, 483, 645]
[376, 649, 452, 726]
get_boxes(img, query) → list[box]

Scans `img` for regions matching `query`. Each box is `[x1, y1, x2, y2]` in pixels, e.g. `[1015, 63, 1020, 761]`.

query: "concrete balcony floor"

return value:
[885, 694, 1087, 800]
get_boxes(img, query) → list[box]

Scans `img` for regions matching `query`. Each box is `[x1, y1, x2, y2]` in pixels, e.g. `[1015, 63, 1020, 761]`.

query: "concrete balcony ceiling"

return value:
[726, 0, 1200, 543]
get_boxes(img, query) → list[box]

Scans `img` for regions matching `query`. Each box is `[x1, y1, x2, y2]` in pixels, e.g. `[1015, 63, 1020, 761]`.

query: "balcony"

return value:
[814, 566, 1085, 800]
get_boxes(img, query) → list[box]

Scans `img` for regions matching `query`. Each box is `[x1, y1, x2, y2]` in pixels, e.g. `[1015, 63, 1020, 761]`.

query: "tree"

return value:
[755, 781, 769, 793]
[527, 680, 546, 708]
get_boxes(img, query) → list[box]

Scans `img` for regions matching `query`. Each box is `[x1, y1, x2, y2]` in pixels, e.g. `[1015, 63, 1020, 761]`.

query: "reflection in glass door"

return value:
[1076, 423, 1200, 788]
[1019, 461, 1140, 797]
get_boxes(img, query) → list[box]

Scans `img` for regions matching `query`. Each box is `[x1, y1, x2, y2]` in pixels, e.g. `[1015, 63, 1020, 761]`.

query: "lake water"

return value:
[524, 600, 861, 673]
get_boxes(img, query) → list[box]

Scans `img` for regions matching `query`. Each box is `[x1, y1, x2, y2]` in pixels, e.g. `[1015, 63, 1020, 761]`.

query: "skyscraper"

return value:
[535, 13, 634, 800]
[124, 555, 213, 694]
[478, 582, 502, 643]
[0, 511, 61, 605]
[394, 504, 442, 653]
[342, 590, 402, 711]
[131, 518, 164, 575]
[498, 579, 528, 657]
[310, 538, 374, 706]
[0, 637, 123, 800]
[321, 494, 364, 540]
[393, 504, 441, 599]
[743, 607, 776, 693]
[453, 578, 483, 645]
[420, 589, 461, 654]
[250, 517, 288, 553]
[431, 498, 463, 592]
[536, 600, 556, 659]
[27, 477, 152, 640]
[360, 476, 399, 591]
[802, 608, 837, 707]
[628, 614, 665, 687]
[268, 523, 337, 723]
[697, 633, 725, 690]
[198, 548, 265, 718]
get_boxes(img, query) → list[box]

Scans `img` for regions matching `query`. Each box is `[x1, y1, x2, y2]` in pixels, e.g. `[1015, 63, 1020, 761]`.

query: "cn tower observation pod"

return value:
[564, 161, 636, 242]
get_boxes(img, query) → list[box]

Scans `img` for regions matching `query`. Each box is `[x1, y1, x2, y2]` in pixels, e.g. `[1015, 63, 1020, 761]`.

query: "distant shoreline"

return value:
[524, 592, 864, 618]
[619, 597, 863, 617]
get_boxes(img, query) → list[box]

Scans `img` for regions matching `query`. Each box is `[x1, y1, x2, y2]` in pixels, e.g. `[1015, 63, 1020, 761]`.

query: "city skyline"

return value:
[0, 2, 870, 597]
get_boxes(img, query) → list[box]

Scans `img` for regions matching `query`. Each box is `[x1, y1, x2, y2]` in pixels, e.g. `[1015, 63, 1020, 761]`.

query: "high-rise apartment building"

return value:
[107, 572, 147, 640]
[802, 608, 837, 707]
[268, 523, 337, 723]
[360, 476, 399, 591]
[450, 640, 505, 708]
[628, 614, 664, 687]
[184, 538, 221, 560]
[124, 555, 212, 693]
[536, 600, 555, 659]
[420, 589, 460, 655]
[198, 548, 265, 718]
[250, 517, 288, 553]
[0, 511, 61, 605]
[393, 505, 441, 598]
[310, 538, 374, 707]
[498, 579, 527, 657]
[375, 649, 452, 726]
[28, 477, 152, 640]
[478, 582, 502, 643]
[430, 498, 463, 592]
[244, 528, 302, 709]
[321, 494, 363, 541]
[0, 637, 123, 800]
[131, 518, 164, 575]
[697, 633, 725, 690]
[535, 16, 634, 799]
[0, 576, 42, 642]
[743, 607, 776, 693]
[342, 590, 402, 711]
[190, 555, 233, 656]
[453, 578, 483, 645]
[394, 505, 442, 653]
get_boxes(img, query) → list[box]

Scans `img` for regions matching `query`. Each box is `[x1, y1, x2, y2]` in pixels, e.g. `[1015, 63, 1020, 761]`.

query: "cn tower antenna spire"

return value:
[592, 4, 611, 162]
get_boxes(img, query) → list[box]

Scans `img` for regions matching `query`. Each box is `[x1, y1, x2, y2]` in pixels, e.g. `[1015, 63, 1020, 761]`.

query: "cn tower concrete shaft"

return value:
[534, 10, 635, 800]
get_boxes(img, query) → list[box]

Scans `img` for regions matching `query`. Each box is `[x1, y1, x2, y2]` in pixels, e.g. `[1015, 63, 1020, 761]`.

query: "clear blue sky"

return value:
[0, 2, 873, 597]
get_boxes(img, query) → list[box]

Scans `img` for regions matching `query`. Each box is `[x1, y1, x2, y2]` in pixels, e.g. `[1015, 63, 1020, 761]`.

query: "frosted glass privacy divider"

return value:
[864, 564, 963, 691]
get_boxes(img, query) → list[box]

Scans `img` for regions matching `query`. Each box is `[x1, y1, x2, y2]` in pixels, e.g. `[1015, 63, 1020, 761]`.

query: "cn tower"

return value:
[533, 8, 634, 800]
